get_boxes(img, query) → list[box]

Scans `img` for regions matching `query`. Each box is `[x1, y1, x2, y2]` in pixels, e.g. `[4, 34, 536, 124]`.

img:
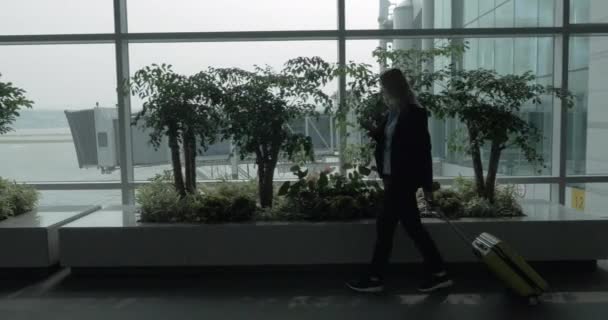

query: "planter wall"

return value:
[0, 206, 100, 268]
[59, 200, 608, 268]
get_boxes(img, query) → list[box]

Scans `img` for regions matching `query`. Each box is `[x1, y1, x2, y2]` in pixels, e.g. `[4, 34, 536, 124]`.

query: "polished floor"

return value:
[1, 262, 608, 320]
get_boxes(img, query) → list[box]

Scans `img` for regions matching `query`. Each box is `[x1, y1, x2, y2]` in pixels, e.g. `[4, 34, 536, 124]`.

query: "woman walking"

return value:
[347, 68, 452, 293]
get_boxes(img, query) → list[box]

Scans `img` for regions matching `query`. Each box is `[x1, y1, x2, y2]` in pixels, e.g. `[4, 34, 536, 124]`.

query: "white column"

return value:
[113, 0, 134, 205]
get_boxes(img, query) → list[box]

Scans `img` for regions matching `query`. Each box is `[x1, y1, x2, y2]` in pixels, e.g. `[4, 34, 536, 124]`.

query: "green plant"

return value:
[0, 177, 39, 220]
[463, 197, 496, 218]
[0, 196, 11, 220]
[326, 195, 362, 220]
[201, 180, 257, 202]
[433, 188, 465, 218]
[432, 69, 574, 202]
[7, 183, 38, 216]
[228, 196, 257, 222]
[277, 165, 382, 221]
[130, 64, 222, 197]
[137, 172, 257, 223]
[1, 73, 34, 135]
[214, 57, 332, 208]
[431, 178, 524, 218]
[135, 173, 181, 222]
[197, 194, 231, 223]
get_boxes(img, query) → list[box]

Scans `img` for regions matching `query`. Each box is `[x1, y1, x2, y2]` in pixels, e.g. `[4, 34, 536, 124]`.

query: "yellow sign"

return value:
[571, 188, 586, 211]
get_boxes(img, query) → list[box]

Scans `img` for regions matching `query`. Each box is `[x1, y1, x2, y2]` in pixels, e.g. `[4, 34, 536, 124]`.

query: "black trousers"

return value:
[370, 177, 446, 277]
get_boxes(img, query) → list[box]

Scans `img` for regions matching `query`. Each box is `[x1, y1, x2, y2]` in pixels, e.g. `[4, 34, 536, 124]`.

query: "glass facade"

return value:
[0, 0, 607, 208]
[0, 44, 119, 183]
[0, 0, 114, 35]
[127, 0, 337, 32]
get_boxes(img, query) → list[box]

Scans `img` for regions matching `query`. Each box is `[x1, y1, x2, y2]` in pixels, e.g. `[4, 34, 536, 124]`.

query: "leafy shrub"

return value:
[137, 172, 258, 223]
[136, 174, 181, 222]
[0, 196, 12, 220]
[433, 188, 465, 218]
[277, 165, 382, 221]
[326, 195, 362, 220]
[197, 194, 231, 223]
[228, 196, 257, 222]
[0, 177, 39, 220]
[463, 197, 495, 217]
[432, 178, 524, 218]
[201, 180, 257, 202]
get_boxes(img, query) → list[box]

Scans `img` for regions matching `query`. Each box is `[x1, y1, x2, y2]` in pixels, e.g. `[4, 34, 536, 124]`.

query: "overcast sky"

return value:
[0, 0, 381, 111]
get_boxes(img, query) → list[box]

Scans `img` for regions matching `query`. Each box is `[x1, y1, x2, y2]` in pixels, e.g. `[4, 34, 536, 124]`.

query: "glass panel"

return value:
[515, 0, 539, 27]
[568, 36, 608, 175]
[347, 0, 556, 29]
[514, 38, 538, 75]
[495, 38, 514, 74]
[495, 0, 514, 28]
[0, 44, 118, 183]
[566, 183, 608, 216]
[539, 0, 555, 27]
[0, 0, 113, 35]
[478, 38, 495, 69]
[129, 41, 338, 182]
[127, 0, 337, 32]
[38, 190, 121, 207]
[463, 0, 480, 26]
[346, 37, 555, 178]
[517, 184, 555, 202]
[571, 0, 608, 24]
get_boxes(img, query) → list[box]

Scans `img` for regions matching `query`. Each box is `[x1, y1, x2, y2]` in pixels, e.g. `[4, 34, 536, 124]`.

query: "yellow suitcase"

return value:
[472, 232, 548, 301]
[432, 207, 548, 304]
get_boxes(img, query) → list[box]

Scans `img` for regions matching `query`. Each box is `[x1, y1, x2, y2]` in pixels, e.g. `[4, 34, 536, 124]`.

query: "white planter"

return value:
[59, 200, 608, 268]
[0, 206, 100, 268]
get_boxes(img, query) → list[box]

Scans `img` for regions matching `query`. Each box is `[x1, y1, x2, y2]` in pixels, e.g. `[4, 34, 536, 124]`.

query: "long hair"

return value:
[379, 68, 417, 105]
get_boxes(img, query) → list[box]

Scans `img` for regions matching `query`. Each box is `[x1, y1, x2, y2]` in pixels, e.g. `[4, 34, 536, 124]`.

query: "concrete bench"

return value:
[1, 206, 100, 268]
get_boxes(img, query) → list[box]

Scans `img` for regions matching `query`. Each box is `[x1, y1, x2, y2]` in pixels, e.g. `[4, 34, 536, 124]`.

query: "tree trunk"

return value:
[468, 127, 485, 197]
[257, 148, 278, 208]
[168, 133, 186, 197]
[484, 140, 503, 203]
[337, 108, 348, 175]
[184, 130, 197, 194]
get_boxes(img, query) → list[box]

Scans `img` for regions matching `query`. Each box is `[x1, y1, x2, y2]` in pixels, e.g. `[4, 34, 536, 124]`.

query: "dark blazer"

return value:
[371, 105, 434, 192]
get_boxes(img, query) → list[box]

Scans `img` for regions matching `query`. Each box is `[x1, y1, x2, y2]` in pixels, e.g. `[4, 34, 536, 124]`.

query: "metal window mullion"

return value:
[338, 0, 347, 174]
[558, 0, 571, 204]
[114, 0, 134, 205]
[5, 25, 608, 46]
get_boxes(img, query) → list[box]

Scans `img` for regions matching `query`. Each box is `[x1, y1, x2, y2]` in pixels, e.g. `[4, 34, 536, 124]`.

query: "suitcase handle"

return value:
[423, 204, 474, 245]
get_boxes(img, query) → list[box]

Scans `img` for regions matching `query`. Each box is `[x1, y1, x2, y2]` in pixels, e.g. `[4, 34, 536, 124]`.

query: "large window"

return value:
[0, 0, 114, 35]
[127, 0, 337, 32]
[0, 44, 118, 183]
[571, 0, 608, 24]
[2, 0, 607, 207]
[347, 0, 557, 30]
[129, 41, 338, 181]
[347, 36, 557, 178]
[568, 36, 608, 176]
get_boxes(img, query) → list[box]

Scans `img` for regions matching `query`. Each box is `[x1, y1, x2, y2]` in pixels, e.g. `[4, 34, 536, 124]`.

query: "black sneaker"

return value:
[346, 275, 385, 293]
[418, 272, 453, 293]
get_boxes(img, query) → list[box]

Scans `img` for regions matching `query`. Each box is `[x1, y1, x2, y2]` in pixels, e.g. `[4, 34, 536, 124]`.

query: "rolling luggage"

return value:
[431, 207, 548, 304]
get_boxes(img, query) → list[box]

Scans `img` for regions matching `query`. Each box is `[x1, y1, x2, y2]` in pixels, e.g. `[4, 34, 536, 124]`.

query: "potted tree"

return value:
[214, 57, 333, 208]
[130, 64, 223, 197]
[430, 68, 573, 205]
